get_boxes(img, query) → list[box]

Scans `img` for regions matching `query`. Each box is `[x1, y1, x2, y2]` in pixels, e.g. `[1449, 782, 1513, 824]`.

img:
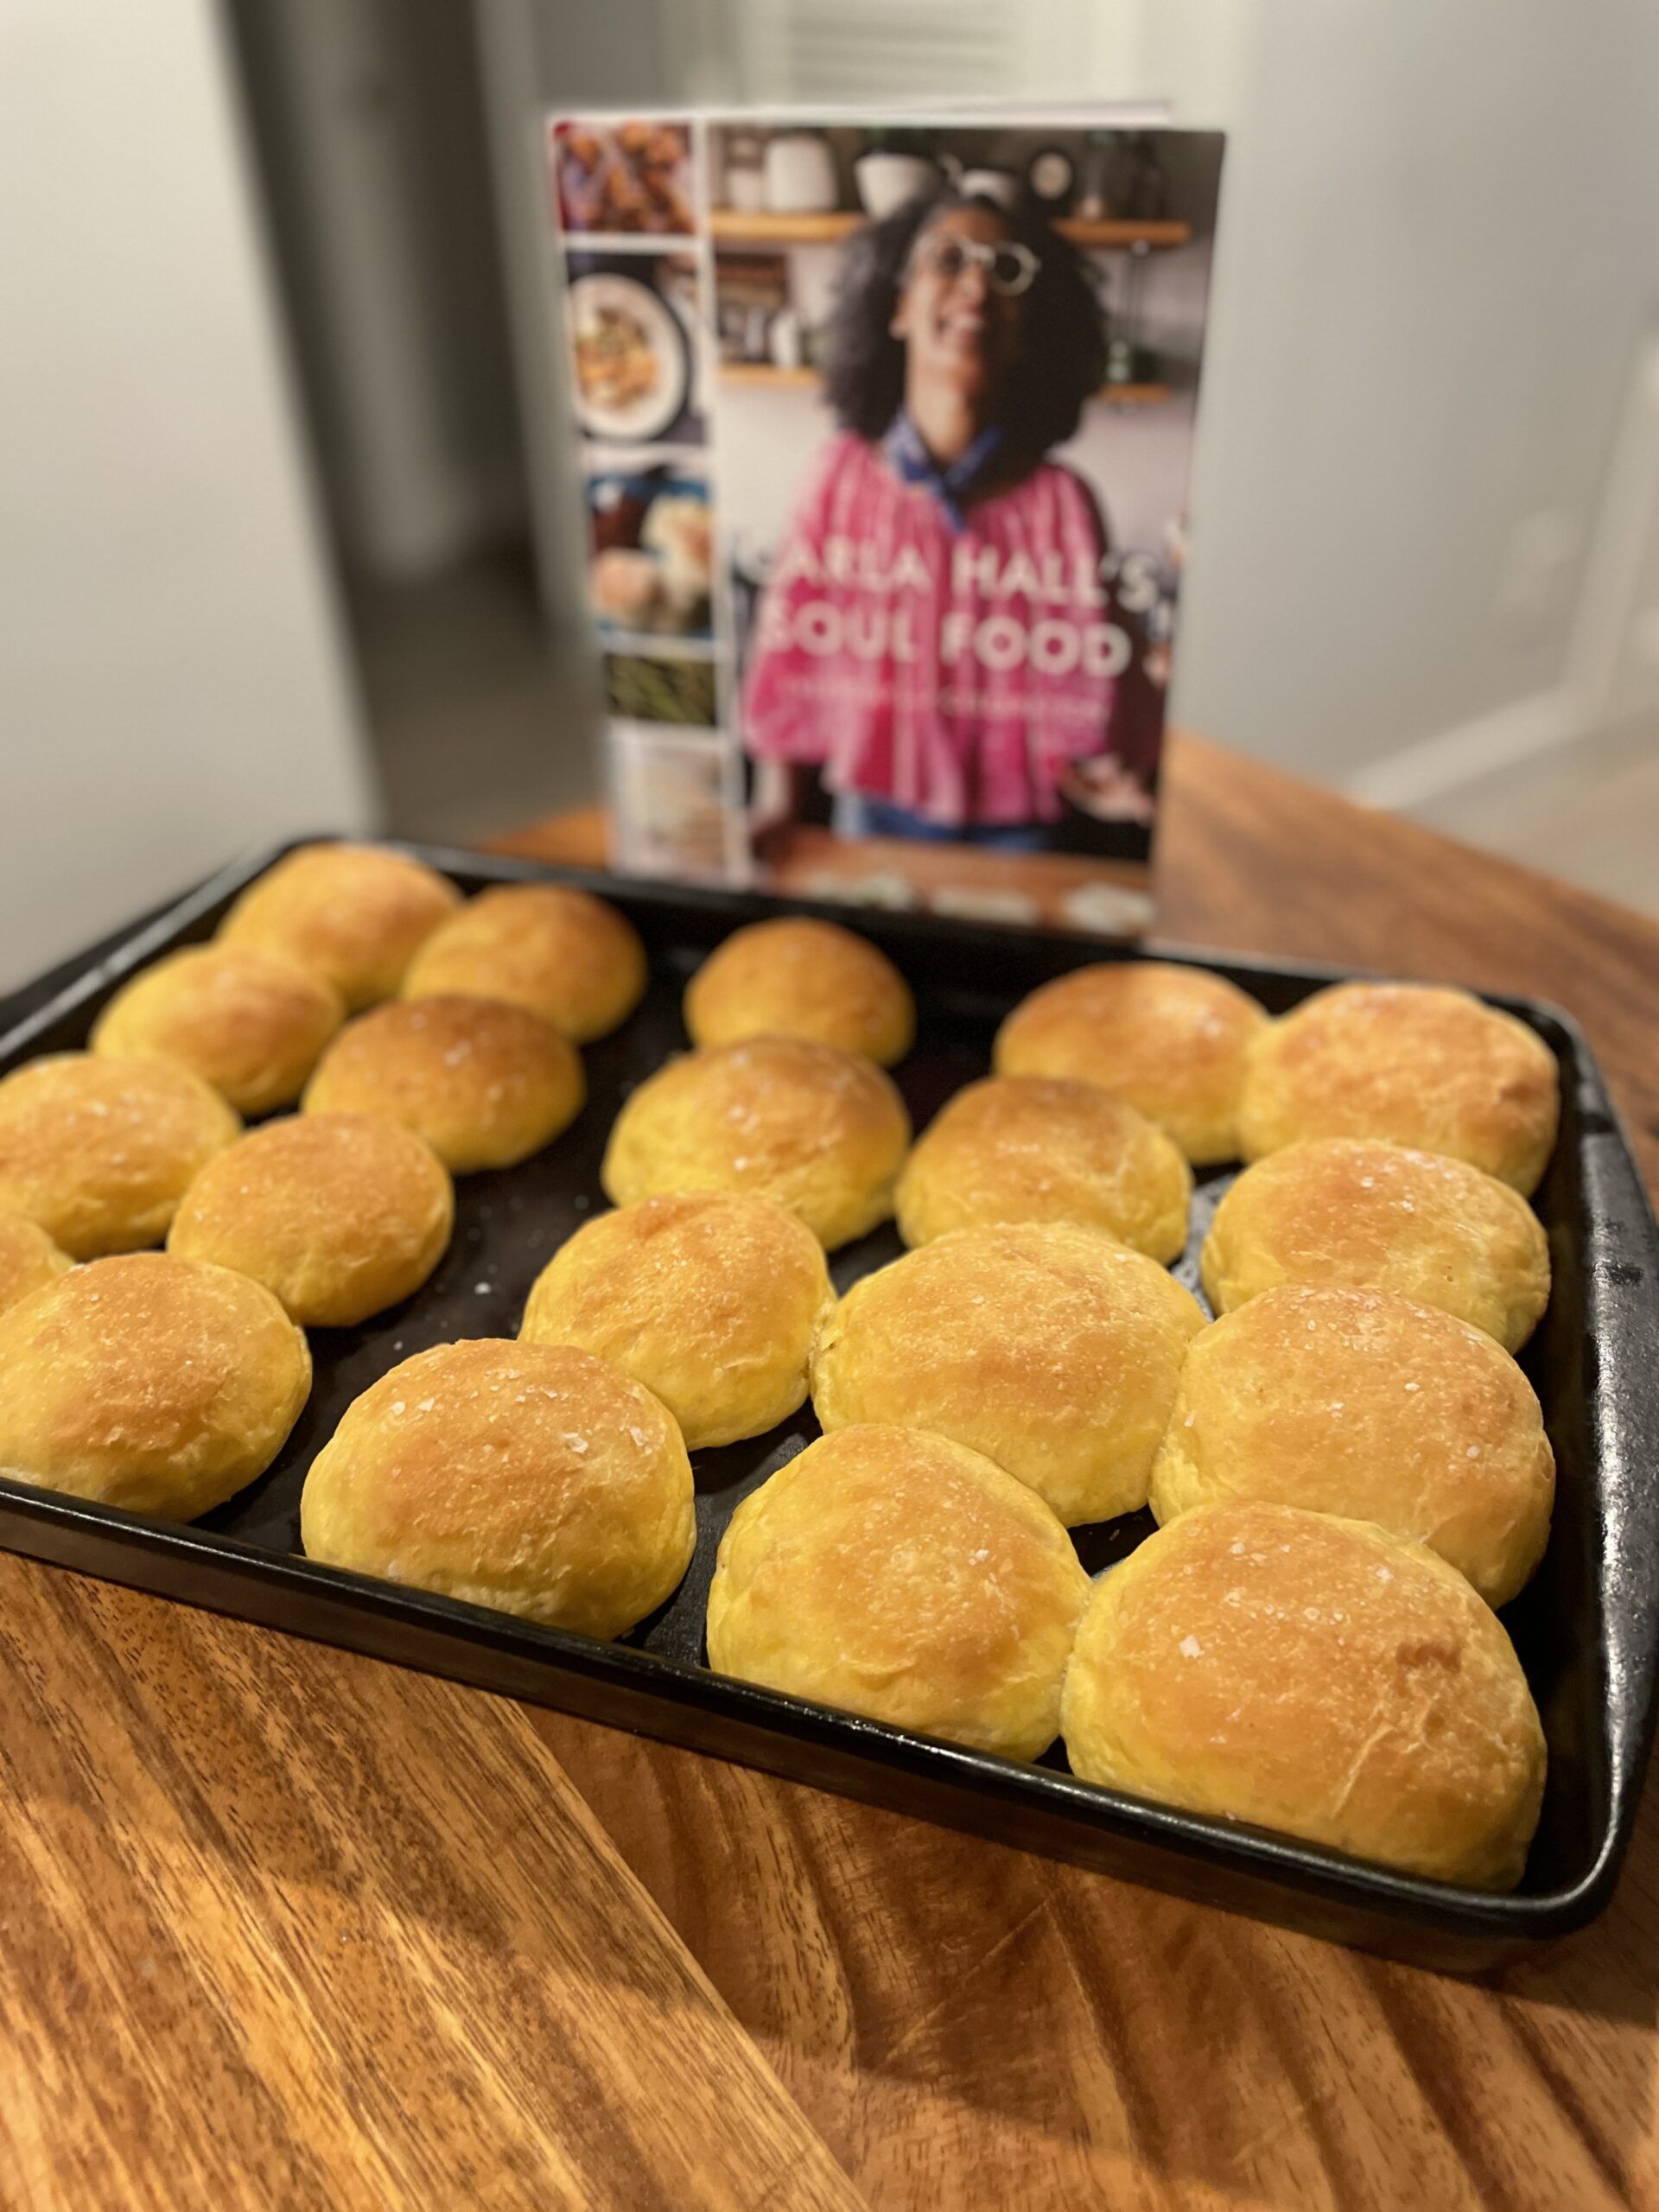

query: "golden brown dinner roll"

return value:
[0, 1053, 240, 1259]
[301, 1338, 695, 1639]
[1238, 981, 1560, 1196]
[1061, 1499, 1546, 1890]
[0, 1210, 71, 1318]
[520, 1191, 834, 1450]
[601, 1035, 910, 1250]
[402, 882, 647, 1043]
[684, 917, 915, 1066]
[91, 942, 344, 1116]
[302, 995, 584, 1173]
[219, 842, 461, 1010]
[993, 960, 1268, 1164]
[1200, 1138, 1550, 1354]
[1149, 1285, 1554, 1605]
[896, 1075, 1191, 1262]
[811, 1221, 1204, 1525]
[168, 1112, 454, 1328]
[0, 1252, 310, 1517]
[707, 1425, 1090, 1759]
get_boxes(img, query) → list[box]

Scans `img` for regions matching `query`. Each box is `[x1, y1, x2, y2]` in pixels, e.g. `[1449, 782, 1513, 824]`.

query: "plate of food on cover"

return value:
[568, 272, 689, 443]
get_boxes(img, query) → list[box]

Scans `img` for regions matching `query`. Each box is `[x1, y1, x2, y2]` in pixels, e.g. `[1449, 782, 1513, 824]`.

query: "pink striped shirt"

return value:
[741, 431, 1125, 827]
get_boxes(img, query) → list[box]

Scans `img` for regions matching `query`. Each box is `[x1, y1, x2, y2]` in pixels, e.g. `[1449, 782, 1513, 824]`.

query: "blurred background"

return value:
[5, 0, 1658, 987]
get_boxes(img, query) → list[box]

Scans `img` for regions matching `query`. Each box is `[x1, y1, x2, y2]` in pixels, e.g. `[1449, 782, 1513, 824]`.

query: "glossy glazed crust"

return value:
[301, 1338, 695, 1641]
[1199, 1138, 1551, 1354]
[810, 1221, 1205, 1526]
[219, 842, 461, 1011]
[1148, 1285, 1554, 1606]
[896, 1075, 1192, 1262]
[1238, 982, 1560, 1196]
[601, 1035, 911, 1251]
[302, 995, 584, 1173]
[92, 944, 344, 1116]
[0, 1210, 72, 1318]
[0, 1053, 241, 1259]
[168, 1113, 454, 1327]
[520, 1191, 835, 1450]
[684, 918, 916, 1067]
[403, 884, 647, 1044]
[993, 961, 1269, 1165]
[1060, 1499, 1547, 1891]
[0, 1252, 310, 1517]
[706, 1424, 1090, 1760]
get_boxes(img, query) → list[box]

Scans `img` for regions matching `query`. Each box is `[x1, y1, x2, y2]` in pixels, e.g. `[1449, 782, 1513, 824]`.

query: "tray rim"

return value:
[0, 1465, 1635, 1951]
[3, 834, 1656, 1965]
[0, 832, 1598, 1050]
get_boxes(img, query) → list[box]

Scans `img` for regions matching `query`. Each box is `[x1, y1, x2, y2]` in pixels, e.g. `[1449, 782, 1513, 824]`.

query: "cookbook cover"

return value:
[548, 110, 1224, 936]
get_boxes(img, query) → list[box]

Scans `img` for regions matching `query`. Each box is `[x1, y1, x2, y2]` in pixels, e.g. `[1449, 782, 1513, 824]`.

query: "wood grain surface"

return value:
[0, 1564, 865, 2212]
[3, 732, 1657, 2210]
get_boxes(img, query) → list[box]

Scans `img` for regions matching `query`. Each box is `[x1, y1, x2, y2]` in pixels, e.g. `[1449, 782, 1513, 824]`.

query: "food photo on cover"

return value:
[585, 458, 714, 643]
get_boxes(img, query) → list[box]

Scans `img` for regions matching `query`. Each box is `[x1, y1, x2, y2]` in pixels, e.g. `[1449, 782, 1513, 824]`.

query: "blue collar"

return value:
[883, 411, 1005, 532]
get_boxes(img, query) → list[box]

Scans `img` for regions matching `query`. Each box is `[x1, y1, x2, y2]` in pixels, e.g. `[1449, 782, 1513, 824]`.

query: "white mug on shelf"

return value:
[854, 149, 940, 219]
[764, 131, 838, 214]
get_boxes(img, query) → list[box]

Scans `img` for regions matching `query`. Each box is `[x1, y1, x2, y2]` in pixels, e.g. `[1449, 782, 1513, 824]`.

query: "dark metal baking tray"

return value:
[2, 842, 1656, 1973]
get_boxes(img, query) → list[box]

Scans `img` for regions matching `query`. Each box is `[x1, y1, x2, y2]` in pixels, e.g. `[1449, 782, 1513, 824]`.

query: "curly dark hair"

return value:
[821, 190, 1105, 472]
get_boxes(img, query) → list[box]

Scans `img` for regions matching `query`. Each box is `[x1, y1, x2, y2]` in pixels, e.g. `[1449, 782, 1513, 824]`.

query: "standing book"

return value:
[548, 108, 1225, 937]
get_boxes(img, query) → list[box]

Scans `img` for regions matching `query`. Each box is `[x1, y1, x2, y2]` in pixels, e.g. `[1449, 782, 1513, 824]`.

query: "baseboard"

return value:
[1345, 687, 1592, 812]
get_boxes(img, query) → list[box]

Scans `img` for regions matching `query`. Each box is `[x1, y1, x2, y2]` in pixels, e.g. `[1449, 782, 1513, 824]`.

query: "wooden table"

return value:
[6, 734, 1659, 2211]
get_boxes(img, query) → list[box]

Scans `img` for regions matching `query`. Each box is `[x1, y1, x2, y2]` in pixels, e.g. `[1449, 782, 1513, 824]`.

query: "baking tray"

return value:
[2, 842, 1656, 1973]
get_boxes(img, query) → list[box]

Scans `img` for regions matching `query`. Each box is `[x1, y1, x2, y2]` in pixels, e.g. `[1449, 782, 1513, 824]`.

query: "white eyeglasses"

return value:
[909, 234, 1039, 297]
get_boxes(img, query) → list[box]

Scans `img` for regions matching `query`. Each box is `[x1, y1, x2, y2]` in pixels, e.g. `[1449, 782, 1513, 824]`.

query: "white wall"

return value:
[1077, 0, 1659, 792]
[0, 0, 372, 991]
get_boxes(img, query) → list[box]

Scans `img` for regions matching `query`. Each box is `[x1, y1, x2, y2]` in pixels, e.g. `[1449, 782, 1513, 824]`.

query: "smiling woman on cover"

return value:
[743, 189, 1160, 855]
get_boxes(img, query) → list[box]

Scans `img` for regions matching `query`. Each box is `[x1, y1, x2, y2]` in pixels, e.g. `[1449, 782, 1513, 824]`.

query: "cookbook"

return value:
[548, 108, 1225, 936]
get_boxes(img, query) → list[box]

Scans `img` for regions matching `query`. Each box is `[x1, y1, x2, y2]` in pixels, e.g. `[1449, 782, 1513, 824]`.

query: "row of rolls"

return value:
[0, 842, 1565, 1894]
